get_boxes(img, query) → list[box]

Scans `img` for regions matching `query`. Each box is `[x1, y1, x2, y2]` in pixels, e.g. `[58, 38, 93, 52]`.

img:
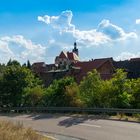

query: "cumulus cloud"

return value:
[72, 29, 111, 46]
[115, 52, 140, 61]
[38, 10, 75, 32]
[136, 19, 140, 24]
[97, 19, 137, 40]
[0, 35, 46, 63]
[38, 11, 137, 47]
[66, 19, 137, 47]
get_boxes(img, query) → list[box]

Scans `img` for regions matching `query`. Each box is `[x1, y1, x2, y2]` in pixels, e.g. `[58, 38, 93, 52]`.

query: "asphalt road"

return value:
[0, 113, 140, 140]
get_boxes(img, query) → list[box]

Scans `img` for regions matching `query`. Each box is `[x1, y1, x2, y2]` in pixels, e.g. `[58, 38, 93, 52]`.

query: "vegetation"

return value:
[0, 59, 140, 109]
[43, 77, 82, 107]
[0, 60, 44, 107]
[0, 121, 51, 140]
[79, 69, 102, 107]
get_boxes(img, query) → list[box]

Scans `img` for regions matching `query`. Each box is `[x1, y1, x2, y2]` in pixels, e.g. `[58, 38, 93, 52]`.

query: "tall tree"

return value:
[79, 69, 102, 107]
[100, 69, 132, 108]
[27, 60, 31, 69]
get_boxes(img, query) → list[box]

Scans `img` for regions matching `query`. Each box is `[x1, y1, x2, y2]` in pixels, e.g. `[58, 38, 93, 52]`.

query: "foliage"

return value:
[27, 60, 31, 69]
[0, 63, 42, 107]
[0, 59, 139, 109]
[130, 78, 140, 108]
[65, 83, 83, 107]
[23, 86, 45, 107]
[100, 80, 116, 108]
[110, 69, 132, 108]
[100, 69, 133, 108]
[7, 59, 21, 67]
[79, 69, 102, 107]
[0, 64, 6, 78]
[43, 77, 81, 107]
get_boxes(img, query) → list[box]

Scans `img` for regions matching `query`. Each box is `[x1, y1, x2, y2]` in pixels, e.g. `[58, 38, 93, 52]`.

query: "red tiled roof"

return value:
[67, 52, 79, 61]
[32, 62, 45, 67]
[74, 58, 113, 71]
[59, 51, 68, 59]
[58, 51, 80, 61]
[73, 58, 113, 82]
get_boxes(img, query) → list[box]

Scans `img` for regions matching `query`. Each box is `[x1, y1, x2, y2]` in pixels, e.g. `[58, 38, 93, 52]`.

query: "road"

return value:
[0, 113, 140, 140]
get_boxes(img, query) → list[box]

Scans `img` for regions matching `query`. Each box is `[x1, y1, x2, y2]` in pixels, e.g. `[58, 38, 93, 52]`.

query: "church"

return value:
[55, 42, 80, 69]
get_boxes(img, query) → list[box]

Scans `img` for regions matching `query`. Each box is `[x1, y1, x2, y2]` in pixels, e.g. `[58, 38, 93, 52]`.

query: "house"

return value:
[72, 57, 114, 83]
[113, 58, 140, 79]
[32, 62, 46, 76]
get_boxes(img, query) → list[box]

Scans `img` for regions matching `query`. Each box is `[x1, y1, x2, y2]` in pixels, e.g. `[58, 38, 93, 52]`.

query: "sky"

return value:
[0, 0, 140, 64]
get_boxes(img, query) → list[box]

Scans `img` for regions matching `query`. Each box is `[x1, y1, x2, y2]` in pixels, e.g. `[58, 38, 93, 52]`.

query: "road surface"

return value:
[0, 113, 140, 140]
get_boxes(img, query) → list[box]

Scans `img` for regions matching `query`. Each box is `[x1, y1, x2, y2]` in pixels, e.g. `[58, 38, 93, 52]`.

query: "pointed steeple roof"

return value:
[59, 51, 68, 59]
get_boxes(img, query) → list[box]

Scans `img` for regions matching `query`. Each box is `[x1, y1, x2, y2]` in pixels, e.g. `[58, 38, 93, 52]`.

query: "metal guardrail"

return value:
[0, 107, 140, 114]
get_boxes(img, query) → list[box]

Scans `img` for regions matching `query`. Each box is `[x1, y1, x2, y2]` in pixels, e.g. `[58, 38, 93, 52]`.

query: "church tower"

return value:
[72, 42, 79, 56]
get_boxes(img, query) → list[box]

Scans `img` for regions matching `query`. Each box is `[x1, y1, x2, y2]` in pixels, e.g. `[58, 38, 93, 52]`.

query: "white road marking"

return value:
[79, 123, 101, 128]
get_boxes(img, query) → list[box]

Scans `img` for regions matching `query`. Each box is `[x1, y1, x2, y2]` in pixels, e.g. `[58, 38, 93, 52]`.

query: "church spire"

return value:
[72, 42, 79, 56]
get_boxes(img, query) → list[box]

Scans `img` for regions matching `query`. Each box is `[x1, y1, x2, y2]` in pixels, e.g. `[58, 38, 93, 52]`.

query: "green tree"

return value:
[111, 69, 132, 108]
[7, 59, 21, 67]
[23, 86, 45, 107]
[27, 60, 31, 69]
[65, 82, 83, 107]
[100, 80, 116, 108]
[100, 69, 132, 108]
[79, 69, 102, 107]
[44, 77, 77, 107]
[0, 65, 42, 107]
[130, 78, 140, 108]
[0, 63, 6, 78]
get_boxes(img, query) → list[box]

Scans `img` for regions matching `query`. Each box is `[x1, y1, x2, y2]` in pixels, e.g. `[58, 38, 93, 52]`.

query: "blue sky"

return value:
[0, 0, 140, 63]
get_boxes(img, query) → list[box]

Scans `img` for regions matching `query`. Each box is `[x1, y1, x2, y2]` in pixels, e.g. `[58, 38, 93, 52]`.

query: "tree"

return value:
[0, 63, 6, 78]
[79, 69, 102, 107]
[43, 77, 77, 107]
[23, 86, 45, 107]
[111, 69, 132, 108]
[7, 59, 21, 67]
[65, 83, 83, 107]
[130, 78, 140, 108]
[22, 63, 26, 67]
[100, 80, 116, 108]
[100, 69, 132, 108]
[27, 60, 31, 69]
[0, 65, 42, 107]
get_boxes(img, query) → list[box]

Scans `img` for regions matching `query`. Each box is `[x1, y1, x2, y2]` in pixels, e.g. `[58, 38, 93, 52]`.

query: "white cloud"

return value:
[97, 19, 137, 40]
[38, 11, 137, 47]
[38, 15, 51, 24]
[115, 52, 140, 61]
[64, 19, 137, 47]
[38, 10, 75, 32]
[0, 35, 46, 63]
[136, 19, 140, 24]
[72, 29, 111, 46]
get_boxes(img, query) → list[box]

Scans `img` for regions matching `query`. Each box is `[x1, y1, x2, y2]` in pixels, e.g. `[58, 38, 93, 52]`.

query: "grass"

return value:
[0, 121, 52, 140]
